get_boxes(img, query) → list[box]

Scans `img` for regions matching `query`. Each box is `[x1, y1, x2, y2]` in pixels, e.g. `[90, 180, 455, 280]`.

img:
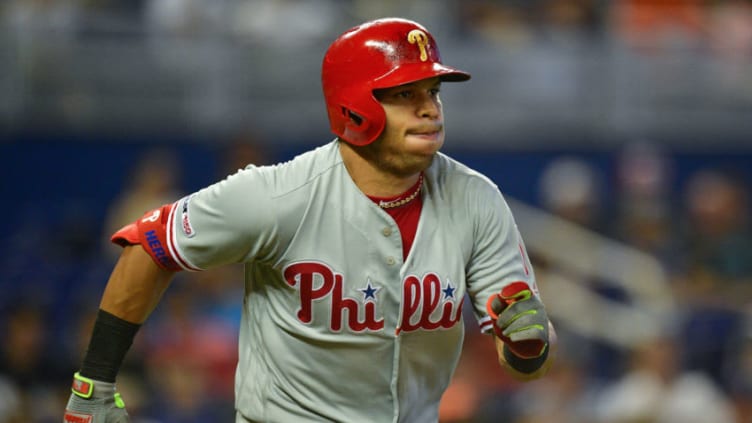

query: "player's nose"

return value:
[417, 94, 441, 120]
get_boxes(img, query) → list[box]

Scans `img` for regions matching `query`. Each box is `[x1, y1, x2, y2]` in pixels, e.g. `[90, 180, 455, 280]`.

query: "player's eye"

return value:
[429, 87, 441, 96]
[395, 90, 414, 99]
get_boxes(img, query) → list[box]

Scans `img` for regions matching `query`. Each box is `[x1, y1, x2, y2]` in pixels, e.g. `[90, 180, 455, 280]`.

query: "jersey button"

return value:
[382, 227, 392, 237]
[386, 256, 396, 266]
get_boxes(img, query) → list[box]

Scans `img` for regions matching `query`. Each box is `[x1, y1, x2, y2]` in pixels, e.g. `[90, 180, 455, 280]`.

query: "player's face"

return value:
[365, 77, 445, 177]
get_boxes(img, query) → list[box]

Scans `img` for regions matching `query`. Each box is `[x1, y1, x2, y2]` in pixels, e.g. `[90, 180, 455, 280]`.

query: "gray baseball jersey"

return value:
[149, 140, 537, 422]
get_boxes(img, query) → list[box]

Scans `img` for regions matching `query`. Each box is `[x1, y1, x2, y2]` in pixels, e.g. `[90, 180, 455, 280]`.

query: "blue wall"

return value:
[3, 136, 751, 240]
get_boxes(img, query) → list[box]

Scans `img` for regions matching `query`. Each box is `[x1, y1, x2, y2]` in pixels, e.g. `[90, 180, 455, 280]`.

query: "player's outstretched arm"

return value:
[487, 282, 556, 382]
[64, 245, 176, 422]
[99, 244, 176, 323]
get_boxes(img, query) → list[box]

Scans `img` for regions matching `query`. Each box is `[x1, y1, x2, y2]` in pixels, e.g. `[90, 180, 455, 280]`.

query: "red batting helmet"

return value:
[322, 18, 471, 146]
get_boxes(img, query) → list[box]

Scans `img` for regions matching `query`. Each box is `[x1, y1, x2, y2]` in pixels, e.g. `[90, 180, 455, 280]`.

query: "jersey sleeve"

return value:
[111, 166, 281, 271]
[464, 180, 539, 333]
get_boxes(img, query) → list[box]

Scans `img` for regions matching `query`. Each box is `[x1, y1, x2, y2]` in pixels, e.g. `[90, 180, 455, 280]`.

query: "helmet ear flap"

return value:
[342, 108, 373, 145]
[339, 92, 387, 146]
[343, 108, 363, 126]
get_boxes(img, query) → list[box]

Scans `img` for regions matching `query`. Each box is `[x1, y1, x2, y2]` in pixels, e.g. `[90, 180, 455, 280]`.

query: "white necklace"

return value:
[378, 174, 424, 209]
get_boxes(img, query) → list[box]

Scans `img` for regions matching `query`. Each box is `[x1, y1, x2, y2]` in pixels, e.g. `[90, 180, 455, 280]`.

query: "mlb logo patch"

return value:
[180, 194, 196, 238]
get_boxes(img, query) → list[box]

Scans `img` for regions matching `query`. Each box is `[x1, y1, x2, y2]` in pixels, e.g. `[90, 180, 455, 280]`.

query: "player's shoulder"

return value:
[238, 140, 342, 196]
[428, 153, 514, 222]
[428, 152, 500, 196]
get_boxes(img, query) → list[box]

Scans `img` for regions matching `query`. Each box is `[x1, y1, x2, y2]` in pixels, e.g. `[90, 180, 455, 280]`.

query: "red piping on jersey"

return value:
[166, 201, 200, 271]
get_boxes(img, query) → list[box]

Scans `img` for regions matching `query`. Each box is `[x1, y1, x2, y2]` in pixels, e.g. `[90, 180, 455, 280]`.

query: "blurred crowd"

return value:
[0, 136, 270, 423]
[442, 142, 752, 423]
[3, 0, 752, 147]
[1, 1, 752, 423]
[1, 137, 750, 423]
[2, 0, 752, 52]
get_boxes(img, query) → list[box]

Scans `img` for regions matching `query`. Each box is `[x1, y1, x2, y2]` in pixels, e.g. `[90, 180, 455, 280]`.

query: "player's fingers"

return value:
[500, 287, 531, 303]
[486, 294, 506, 319]
[497, 298, 541, 325]
[490, 296, 505, 315]
[502, 310, 545, 336]
[505, 323, 548, 343]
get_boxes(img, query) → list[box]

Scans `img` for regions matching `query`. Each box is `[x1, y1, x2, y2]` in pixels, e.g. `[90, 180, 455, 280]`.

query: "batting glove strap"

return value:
[71, 372, 122, 400]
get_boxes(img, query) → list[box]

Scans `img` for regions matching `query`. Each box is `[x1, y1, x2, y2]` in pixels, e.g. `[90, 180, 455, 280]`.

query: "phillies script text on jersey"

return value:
[284, 261, 463, 334]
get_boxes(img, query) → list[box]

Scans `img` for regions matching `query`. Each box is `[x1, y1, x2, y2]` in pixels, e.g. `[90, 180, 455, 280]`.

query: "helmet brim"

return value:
[372, 62, 470, 89]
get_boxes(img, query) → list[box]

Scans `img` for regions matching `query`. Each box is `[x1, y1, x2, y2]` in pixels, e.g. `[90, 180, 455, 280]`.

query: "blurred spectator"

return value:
[0, 303, 69, 423]
[612, 141, 678, 265]
[594, 331, 736, 423]
[228, 0, 342, 46]
[2, 0, 81, 123]
[722, 316, 752, 423]
[101, 147, 183, 258]
[705, 0, 752, 103]
[538, 0, 605, 42]
[457, 0, 604, 47]
[706, 0, 752, 61]
[676, 167, 752, 305]
[183, 264, 244, 331]
[538, 156, 605, 232]
[143, 0, 226, 36]
[457, 0, 536, 47]
[508, 332, 601, 423]
[667, 167, 752, 396]
[535, 156, 638, 383]
[540, 0, 601, 29]
[0, 375, 22, 423]
[610, 0, 707, 53]
[140, 280, 237, 422]
[348, 0, 451, 35]
[142, 0, 238, 129]
[2, 0, 80, 39]
[216, 130, 272, 176]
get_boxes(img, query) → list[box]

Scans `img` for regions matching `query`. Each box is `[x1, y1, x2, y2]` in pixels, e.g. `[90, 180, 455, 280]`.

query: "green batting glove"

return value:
[486, 281, 549, 359]
[63, 372, 130, 423]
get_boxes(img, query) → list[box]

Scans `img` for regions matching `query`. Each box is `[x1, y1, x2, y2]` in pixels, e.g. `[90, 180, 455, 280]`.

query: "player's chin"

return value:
[397, 156, 435, 176]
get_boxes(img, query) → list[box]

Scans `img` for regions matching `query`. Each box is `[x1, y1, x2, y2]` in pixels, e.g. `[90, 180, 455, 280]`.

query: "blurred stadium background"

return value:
[1, 1, 751, 422]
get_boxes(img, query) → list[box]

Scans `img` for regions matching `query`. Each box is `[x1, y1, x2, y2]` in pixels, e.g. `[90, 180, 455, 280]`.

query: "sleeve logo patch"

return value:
[180, 194, 196, 238]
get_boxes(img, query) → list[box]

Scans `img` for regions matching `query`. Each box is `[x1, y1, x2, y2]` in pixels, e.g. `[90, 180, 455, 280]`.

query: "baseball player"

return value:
[64, 17, 555, 423]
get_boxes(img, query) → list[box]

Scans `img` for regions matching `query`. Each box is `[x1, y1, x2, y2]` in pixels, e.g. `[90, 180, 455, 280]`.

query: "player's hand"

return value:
[64, 372, 130, 423]
[486, 281, 549, 359]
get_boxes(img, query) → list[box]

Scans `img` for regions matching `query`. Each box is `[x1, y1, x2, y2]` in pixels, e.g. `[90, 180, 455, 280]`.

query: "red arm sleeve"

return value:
[110, 204, 183, 272]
